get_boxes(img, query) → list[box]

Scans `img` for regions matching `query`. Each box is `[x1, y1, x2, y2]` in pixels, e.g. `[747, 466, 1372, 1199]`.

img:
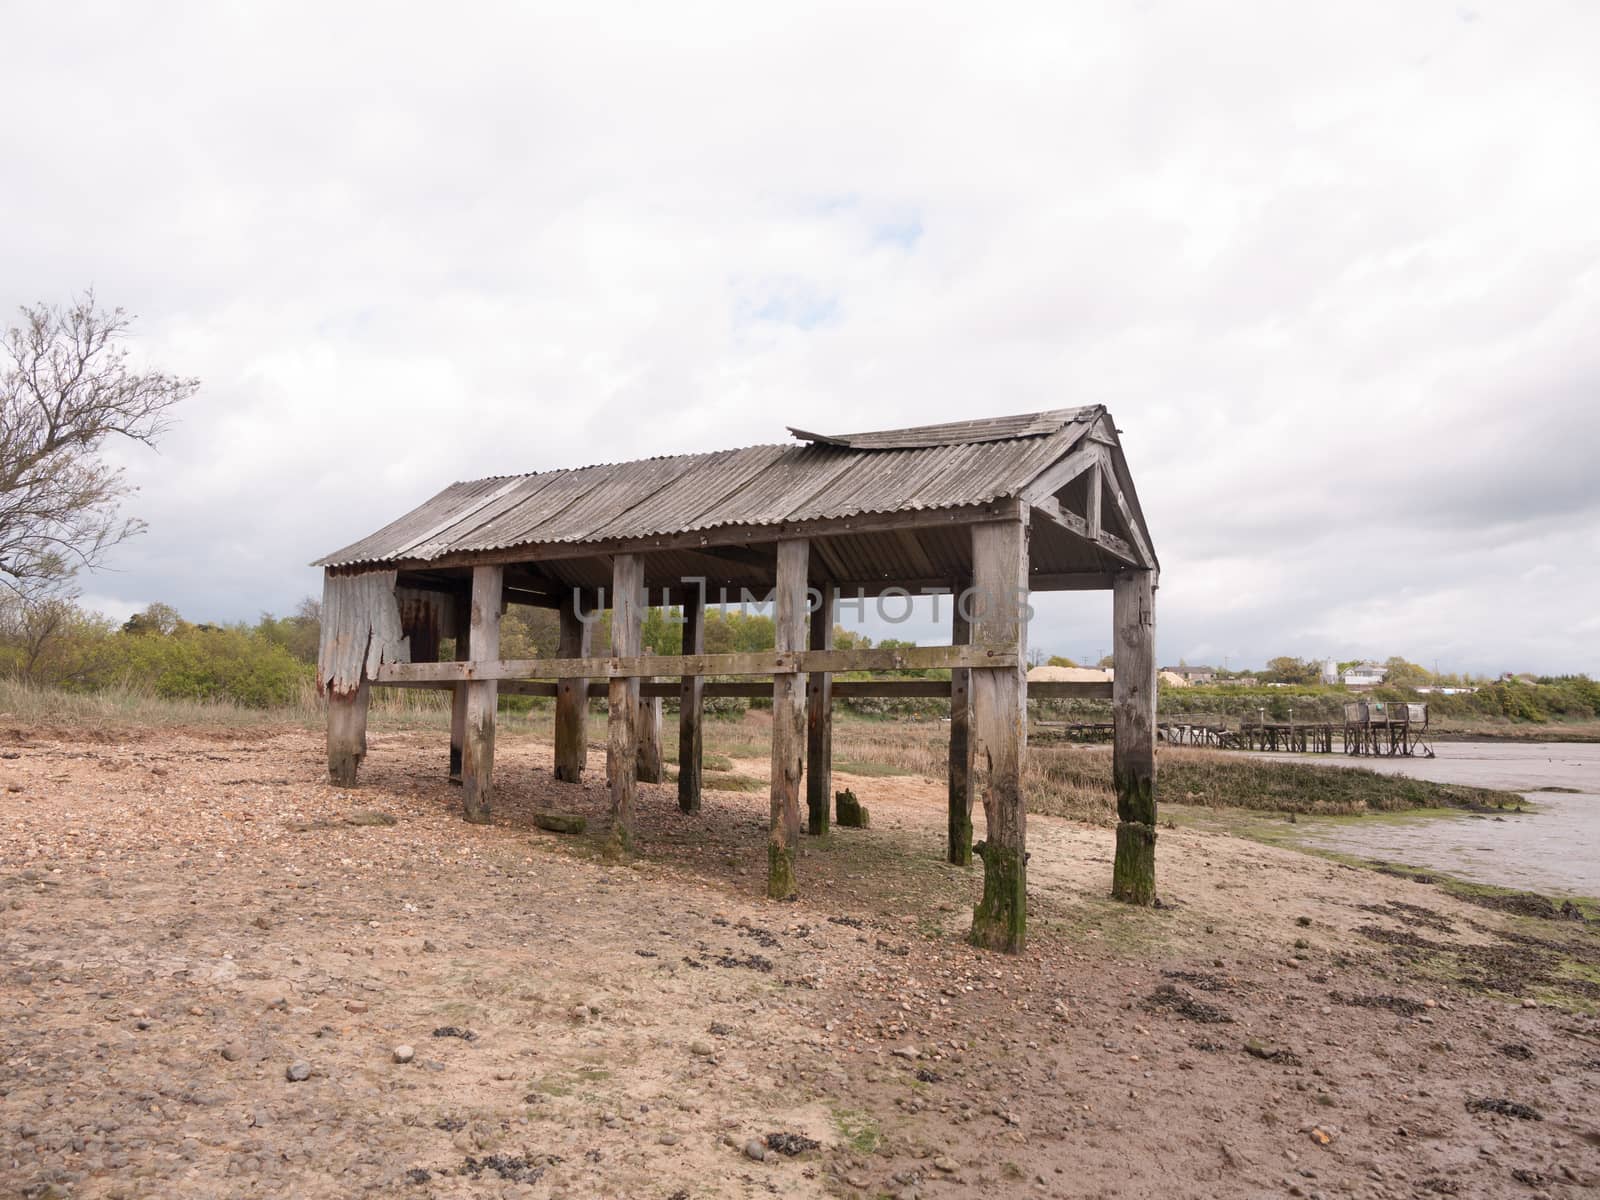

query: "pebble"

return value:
[1522, 998, 1539, 1009]
[285, 1061, 310, 1082]
[220, 1044, 244, 1062]
[658, 1132, 680, 1146]
[743, 1139, 766, 1162]
[891, 1045, 919, 1060]
[689, 1041, 714, 1057]
[393, 1045, 414, 1064]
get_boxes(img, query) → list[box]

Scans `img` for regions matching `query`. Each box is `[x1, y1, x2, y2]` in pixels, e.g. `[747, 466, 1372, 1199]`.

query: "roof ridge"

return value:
[788, 406, 1101, 450]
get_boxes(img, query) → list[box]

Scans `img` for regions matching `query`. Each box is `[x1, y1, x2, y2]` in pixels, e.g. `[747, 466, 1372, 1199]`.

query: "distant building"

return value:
[1415, 685, 1479, 696]
[1162, 665, 1217, 685]
[1342, 663, 1388, 690]
[1320, 659, 1339, 686]
[1159, 670, 1190, 688]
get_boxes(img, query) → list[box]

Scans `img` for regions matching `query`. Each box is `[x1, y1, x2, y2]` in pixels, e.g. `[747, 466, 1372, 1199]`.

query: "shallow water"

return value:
[1266, 741, 1600, 897]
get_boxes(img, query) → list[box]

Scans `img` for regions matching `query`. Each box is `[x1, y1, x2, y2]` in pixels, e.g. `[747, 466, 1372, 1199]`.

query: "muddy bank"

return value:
[2, 725, 1598, 1199]
[1259, 742, 1600, 896]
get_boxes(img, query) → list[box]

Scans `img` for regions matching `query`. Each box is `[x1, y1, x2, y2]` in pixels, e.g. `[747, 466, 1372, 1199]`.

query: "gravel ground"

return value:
[1, 721, 1597, 1199]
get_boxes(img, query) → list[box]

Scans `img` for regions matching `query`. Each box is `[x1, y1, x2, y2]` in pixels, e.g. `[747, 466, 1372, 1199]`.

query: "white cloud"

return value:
[3, 0, 1597, 675]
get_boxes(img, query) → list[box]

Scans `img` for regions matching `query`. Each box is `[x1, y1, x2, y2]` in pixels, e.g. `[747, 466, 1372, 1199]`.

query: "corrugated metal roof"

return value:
[314, 408, 1111, 568]
[787, 406, 1096, 449]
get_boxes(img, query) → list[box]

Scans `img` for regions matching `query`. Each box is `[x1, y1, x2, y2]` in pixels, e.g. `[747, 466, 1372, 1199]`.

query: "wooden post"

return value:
[947, 580, 974, 865]
[461, 565, 503, 824]
[1111, 568, 1158, 904]
[449, 591, 470, 783]
[678, 587, 705, 813]
[969, 518, 1029, 953]
[553, 590, 591, 783]
[606, 554, 644, 858]
[805, 586, 834, 836]
[328, 675, 370, 787]
[769, 539, 808, 898]
[637, 644, 664, 783]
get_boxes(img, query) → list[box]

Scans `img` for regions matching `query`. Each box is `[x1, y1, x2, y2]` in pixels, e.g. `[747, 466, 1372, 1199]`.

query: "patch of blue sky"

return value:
[791, 192, 924, 251]
[733, 278, 839, 331]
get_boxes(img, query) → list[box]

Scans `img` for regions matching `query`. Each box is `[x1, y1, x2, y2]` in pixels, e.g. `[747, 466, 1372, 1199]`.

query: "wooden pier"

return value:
[1042, 701, 1435, 758]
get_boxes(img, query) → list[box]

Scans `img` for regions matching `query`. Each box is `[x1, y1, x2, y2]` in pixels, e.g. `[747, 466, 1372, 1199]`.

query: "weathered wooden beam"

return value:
[1031, 495, 1139, 567]
[769, 539, 808, 898]
[678, 586, 705, 813]
[449, 591, 470, 782]
[461, 566, 502, 823]
[805, 588, 834, 836]
[1028, 571, 1118, 592]
[553, 591, 591, 783]
[1018, 443, 1100, 504]
[373, 643, 1017, 683]
[327, 676, 370, 787]
[606, 554, 643, 858]
[373, 498, 1029, 572]
[968, 518, 1030, 953]
[948, 580, 974, 866]
[1032, 495, 1086, 537]
[1111, 569, 1158, 904]
[377, 676, 1113, 700]
[1085, 458, 1102, 541]
[636, 644, 664, 784]
[1098, 447, 1156, 570]
[1028, 680, 1112, 700]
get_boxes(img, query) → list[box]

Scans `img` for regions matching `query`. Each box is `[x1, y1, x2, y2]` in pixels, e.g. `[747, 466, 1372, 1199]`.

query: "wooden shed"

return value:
[313, 406, 1159, 951]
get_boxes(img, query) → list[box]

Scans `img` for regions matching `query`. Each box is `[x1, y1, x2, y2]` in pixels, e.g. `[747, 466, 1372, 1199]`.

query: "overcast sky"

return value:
[4, 1, 1596, 675]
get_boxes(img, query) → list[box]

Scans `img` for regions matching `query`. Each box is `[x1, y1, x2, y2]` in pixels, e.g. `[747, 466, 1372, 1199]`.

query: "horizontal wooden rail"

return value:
[373, 644, 1017, 684]
[375, 675, 1111, 701]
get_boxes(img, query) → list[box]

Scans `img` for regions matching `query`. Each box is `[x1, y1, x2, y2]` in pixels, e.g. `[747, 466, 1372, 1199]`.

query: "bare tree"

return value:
[0, 293, 198, 598]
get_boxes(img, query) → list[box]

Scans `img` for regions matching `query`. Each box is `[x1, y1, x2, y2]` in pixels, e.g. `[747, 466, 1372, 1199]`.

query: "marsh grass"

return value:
[0, 676, 453, 735]
[1, 681, 1523, 818]
[690, 711, 1522, 822]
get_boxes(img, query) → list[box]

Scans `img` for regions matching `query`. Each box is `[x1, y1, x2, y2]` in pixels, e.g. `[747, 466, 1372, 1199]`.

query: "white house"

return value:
[1342, 662, 1388, 690]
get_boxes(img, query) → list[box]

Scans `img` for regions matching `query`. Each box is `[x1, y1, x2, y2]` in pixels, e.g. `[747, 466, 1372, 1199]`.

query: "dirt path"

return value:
[2, 723, 1597, 1199]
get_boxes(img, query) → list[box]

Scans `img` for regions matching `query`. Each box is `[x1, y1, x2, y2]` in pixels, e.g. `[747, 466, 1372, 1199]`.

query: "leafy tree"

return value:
[500, 604, 562, 659]
[703, 609, 775, 654]
[1264, 656, 1320, 685]
[1046, 655, 1079, 668]
[833, 627, 872, 651]
[256, 597, 322, 664]
[1, 294, 197, 599]
[0, 593, 115, 682]
[123, 601, 184, 637]
[1382, 656, 1433, 688]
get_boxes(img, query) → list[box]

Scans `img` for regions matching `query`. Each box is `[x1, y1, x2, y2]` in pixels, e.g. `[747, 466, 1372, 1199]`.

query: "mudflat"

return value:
[2, 724, 1597, 1198]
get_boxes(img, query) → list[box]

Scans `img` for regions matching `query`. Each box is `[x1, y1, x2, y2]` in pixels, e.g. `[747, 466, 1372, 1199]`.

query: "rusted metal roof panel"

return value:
[312, 408, 1132, 568]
